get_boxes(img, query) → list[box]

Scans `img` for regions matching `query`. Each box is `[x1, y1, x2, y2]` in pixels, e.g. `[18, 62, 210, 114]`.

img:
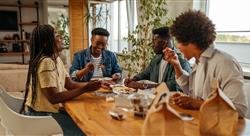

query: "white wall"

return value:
[167, 0, 194, 18]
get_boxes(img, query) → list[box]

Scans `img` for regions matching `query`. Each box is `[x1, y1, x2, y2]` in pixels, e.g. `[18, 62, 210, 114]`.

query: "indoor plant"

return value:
[118, 0, 172, 77]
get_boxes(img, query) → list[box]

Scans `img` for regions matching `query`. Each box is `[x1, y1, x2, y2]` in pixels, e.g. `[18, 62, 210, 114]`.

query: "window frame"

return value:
[205, 0, 250, 78]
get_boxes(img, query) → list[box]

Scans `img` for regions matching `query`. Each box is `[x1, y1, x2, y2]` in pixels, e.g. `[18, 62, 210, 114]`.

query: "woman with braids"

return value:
[21, 24, 101, 135]
[163, 10, 247, 117]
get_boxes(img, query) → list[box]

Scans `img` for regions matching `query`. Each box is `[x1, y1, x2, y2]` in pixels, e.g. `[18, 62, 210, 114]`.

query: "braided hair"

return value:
[20, 25, 58, 113]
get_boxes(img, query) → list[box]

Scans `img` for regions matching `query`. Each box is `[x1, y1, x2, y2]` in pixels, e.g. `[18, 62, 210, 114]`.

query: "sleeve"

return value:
[216, 57, 248, 117]
[64, 67, 70, 78]
[175, 53, 192, 93]
[111, 53, 122, 74]
[69, 53, 82, 81]
[133, 60, 152, 81]
[38, 58, 57, 88]
[176, 70, 190, 95]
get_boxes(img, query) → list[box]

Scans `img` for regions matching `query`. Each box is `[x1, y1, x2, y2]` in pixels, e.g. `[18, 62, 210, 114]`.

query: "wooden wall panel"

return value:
[69, 0, 88, 61]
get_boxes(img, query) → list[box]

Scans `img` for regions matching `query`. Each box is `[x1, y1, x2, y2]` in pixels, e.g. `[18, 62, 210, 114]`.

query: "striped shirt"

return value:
[91, 55, 103, 78]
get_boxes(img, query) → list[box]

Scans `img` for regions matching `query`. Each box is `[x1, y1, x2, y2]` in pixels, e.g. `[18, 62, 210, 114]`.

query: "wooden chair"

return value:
[0, 85, 63, 135]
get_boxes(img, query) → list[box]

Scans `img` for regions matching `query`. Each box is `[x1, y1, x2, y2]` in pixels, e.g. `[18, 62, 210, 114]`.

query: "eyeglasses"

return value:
[93, 40, 108, 47]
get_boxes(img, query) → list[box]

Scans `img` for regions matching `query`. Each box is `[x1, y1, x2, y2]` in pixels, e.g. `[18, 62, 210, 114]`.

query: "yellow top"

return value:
[25, 57, 69, 113]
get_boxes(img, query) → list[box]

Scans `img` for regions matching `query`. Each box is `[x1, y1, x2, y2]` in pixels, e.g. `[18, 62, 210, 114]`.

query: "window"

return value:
[88, 0, 137, 53]
[48, 7, 68, 28]
[206, 0, 250, 65]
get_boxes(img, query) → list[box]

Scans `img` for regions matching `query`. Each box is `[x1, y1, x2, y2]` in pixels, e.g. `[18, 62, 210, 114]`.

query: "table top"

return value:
[65, 90, 250, 136]
[65, 92, 144, 135]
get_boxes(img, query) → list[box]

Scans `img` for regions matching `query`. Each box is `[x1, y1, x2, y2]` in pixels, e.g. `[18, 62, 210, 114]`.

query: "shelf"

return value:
[0, 52, 29, 56]
[0, 40, 29, 43]
[0, 0, 38, 64]
[19, 22, 38, 26]
[0, 4, 38, 8]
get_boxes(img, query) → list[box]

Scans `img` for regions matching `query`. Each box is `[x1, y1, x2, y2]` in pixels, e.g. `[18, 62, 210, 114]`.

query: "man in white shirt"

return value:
[163, 10, 248, 117]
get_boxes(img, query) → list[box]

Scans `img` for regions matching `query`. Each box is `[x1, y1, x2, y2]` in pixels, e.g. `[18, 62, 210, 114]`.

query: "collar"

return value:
[198, 44, 216, 63]
[86, 46, 107, 61]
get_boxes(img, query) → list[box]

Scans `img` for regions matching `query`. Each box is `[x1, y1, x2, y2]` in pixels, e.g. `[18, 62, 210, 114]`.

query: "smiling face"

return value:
[91, 35, 108, 57]
[55, 33, 64, 52]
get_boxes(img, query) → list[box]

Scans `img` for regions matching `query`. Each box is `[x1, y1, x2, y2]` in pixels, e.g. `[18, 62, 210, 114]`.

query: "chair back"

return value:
[0, 85, 63, 135]
[0, 85, 23, 112]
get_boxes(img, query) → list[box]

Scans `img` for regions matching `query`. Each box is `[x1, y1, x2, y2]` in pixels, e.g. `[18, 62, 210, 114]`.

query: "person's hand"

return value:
[127, 81, 144, 89]
[99, 64, 105, 70]
[169, 93, 182, 104]
[101, 81, 112, 90]
[124, 78, 134, 86]
[163, 47, 180, 66]
[171, 95, 203, 110]
[85, 62, 94, 72]
[112, 73, 120, 81]
[82, 80, 101, 92]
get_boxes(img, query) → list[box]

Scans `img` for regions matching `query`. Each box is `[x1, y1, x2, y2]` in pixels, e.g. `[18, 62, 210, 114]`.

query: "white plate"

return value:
[111, 85, 136, 94]
[90, 77, 112, 81]
[136, 80, 158, 84]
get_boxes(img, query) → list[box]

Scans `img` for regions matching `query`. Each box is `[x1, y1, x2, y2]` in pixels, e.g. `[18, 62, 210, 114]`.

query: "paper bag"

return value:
[142, 83, 185, 136]
[199, 80, 238, 136]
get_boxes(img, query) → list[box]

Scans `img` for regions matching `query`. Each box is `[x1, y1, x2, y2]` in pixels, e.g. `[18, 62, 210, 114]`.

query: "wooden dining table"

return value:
[64, 88, 250, 136]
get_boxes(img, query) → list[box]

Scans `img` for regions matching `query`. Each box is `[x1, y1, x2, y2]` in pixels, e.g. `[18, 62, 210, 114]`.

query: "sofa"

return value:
[0, 64, 28, 98]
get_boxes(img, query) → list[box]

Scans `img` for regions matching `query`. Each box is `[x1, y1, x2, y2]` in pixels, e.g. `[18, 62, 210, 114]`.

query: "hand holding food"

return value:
[83, 80, 101, 92]
[112, 73, 120, 81]
[85, 62, 95, 72]
[170, 94, 203, 110]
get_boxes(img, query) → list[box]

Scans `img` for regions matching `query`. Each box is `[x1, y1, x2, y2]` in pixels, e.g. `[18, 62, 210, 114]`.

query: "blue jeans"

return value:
[24, 107, 85, 136]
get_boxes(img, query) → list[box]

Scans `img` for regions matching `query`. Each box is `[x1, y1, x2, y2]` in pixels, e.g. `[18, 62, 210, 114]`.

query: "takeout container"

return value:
[128, 93, 151, 118]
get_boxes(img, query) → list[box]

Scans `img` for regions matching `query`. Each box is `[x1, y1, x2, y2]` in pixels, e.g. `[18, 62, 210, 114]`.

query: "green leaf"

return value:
[119, 0, 172, 73]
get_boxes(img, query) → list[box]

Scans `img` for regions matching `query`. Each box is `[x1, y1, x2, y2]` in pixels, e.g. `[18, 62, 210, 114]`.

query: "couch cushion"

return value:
[0, 64, 28, 70]
[0, 122, 6, 135]
[0, 69, 27, 92]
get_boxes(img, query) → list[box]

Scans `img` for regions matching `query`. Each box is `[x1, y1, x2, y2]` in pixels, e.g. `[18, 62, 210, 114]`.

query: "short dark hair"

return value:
[170, 10, 216, 50]
[91, 27, 110, 37]
[152, 27, 170, 39]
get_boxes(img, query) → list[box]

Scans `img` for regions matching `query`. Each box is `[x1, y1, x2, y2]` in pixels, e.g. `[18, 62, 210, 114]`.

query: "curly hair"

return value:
[170, 10, 216, 50]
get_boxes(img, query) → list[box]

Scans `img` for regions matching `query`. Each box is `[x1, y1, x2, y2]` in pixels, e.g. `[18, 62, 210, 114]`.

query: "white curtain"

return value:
[125, 0, 138, 51]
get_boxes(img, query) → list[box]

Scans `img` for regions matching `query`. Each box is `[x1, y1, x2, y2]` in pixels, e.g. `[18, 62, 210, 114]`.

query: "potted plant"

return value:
[118, 0, 172, 77]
